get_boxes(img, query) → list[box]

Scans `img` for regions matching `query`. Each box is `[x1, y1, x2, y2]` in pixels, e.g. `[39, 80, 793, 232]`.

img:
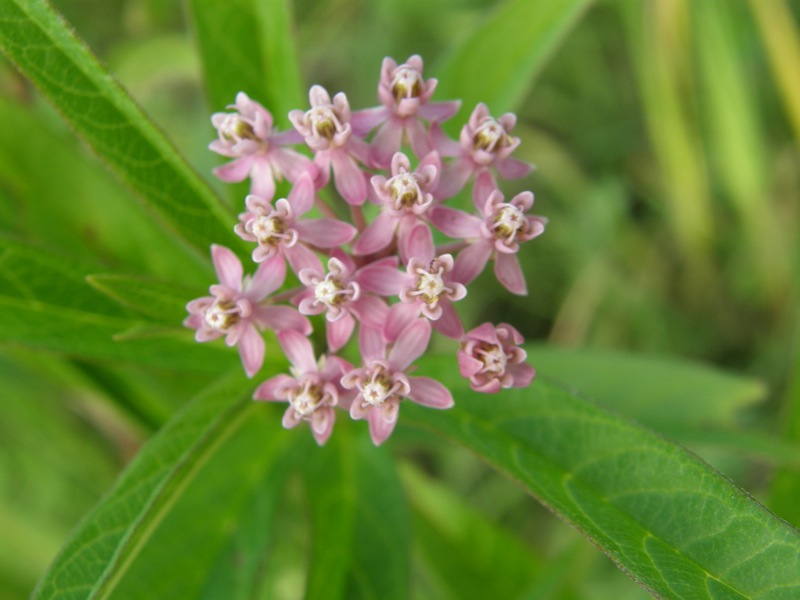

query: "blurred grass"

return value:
[1, 0, 799, 597]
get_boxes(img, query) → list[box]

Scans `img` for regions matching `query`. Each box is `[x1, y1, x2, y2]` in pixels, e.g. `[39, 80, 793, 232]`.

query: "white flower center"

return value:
[362, 379, 391, 406]
[251, 215, 285, 245]
[389, 173, 422, 209]
[473, 118, 508, 152]
[308, 106, 340, 140]
[205, 300, 239, 331]
[412, 261, 449, 306]
[289, 381, 323, 416]
[477, 343, 507, 375]
[493, 205, 525, 237]
[219, 114, 254, 141]
[391, 66, 423, 101]
[314, 278, 341, 305]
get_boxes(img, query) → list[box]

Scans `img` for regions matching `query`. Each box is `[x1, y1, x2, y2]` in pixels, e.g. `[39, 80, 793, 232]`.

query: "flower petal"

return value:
[432, 301, 464, 340]
[356, 259, 409, 296]
[358, 325, 386, 363]
[245, 254, 286, 300]
[238, 326, 265, 378]
[385, 300, 420, 342]
[508, 362, 536, 388]
[453, 241, 492, 286]
[435, 161, 473, 200]
[311, 408, 335, 445]
[417, 99, 461, 122]
[388, 318, 430, 371]
[494, 252, 527, 295]
[331, 150, 367, 205]
[402, 222, 434, 263]
[278, 329, 317, 374]
[407, 376, 454, 409]
[353, 211, 397, 255]
[284, 243, 324, 276]
[351, 294, 390, 330]
[254, 374, 295, 401]
[213, 156, 255, 183]
[368, 407, 398, 446]
[496, 156, 534, 180]
[287, 172, 315, 216]
[473, 170, 497, 212]
[327, 312, 355, 353]
[405, 118, 432, 160]
[351, 106, 389, 136]
[371, 119, 404, 168]
[295, 218, 357, 247]
[211, 245, 243, 291]
[257, 305, 312, 335]
[249, 160, 276, 202]
[430, 206, 482, 239]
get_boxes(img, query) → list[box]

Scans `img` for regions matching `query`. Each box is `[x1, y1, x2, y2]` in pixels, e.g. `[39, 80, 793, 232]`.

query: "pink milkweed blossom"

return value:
[458, 323, 535, 393]
[294, 251, 393, 352]
[432, 102, 533, 199]
[184, 245, 311, 377]
[342, 320, 453, 446]
[254, 329, 354, 445]
[209, 92, 316, 202]
[235, 173, 357, 275]
[351, 55, 461, 167]
[353, 151, 440, 257]
[369, 223, 467, 341]
[431, 172, 546, 295]
[289, 85, 371, 205]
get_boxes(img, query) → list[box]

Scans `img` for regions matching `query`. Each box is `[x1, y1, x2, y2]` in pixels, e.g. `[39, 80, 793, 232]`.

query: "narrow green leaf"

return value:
[401, 463, 544, 600]
[186, 0, 304, 125]
[303, 425, 410, 600]
[403, 373, 800, 599]
[435, 0, 593, 117]
[0, 237, 241, 371]
[87, 274, 203, 323]
[527, 346, 767, 430]
[32, 371, 287, 600]
[0, 0, 241, 257]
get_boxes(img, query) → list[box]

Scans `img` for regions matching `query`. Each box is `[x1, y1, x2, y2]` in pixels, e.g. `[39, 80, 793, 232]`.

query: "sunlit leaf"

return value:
[303, 424, 410, 600]
[32, 371, 290, 600]
[403, 371, 800, 599]
[0, 0, 241, 258]
[186, 0, 304, 125]
[435, 0, 593, 118]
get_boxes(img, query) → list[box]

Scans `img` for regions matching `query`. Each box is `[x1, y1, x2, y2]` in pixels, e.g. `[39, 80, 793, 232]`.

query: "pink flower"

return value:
[365, 223, 466, 340]
[235, 173, 357, 275]
[294, 251, 392, 352]
[209, 92, 316, 202]
[289, 85, 371, 205]
[342, 320, 453, 446]
[458, 323, 535, 393]
[184, 245, 311, 377]
[432, 103, 533, 199]
[431, 172, 545, 295]
[351, 55, 460, 167]
[254, 330, 354, 445]
[353, 151, 440, 257]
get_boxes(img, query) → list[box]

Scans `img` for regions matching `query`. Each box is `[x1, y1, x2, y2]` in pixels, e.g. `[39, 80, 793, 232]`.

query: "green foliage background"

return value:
[0, 0, 799, 598]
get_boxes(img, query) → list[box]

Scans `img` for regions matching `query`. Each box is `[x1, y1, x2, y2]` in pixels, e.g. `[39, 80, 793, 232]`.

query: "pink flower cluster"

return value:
[186, 56, 545, 445]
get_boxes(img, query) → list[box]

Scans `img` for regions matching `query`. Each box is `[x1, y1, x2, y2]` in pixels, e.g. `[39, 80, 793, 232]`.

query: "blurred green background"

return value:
[1, 0, 798, 598]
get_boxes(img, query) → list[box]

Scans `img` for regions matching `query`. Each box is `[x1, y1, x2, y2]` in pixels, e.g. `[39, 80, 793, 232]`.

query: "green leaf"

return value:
[527, 346, 767, 430]
[86, 274, 203, 323]
[0, 0, 241, 258]
[302, 424, 410, 600]
[0, 237, 240, 371]
[186, 0, 304, 125]
[403, 373, 800, 599]
[32, 371, 290, 600]
[435, 0, 593, 117]
[401, 463, 544, 600]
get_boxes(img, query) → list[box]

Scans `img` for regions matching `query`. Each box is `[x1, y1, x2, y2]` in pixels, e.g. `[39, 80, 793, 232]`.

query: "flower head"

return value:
[342, 320, 453, 445]
[458, 323, 535, 393]
[254, 330, 353, 445]
[210, 92, 316, 202]
[184, 245, 311, 377]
